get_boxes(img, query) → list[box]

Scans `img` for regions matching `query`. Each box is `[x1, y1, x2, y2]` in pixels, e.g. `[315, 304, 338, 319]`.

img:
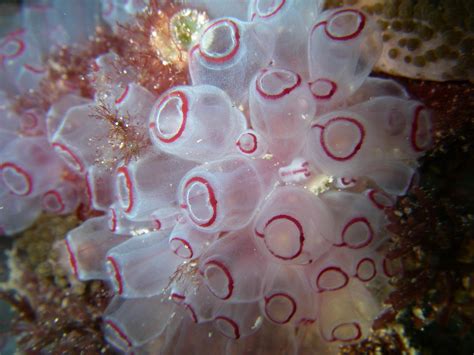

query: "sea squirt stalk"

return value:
[0, 0, 433, 353]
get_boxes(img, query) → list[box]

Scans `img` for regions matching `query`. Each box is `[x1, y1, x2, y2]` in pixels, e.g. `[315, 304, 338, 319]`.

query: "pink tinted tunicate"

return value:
[1, 1, 435, 353]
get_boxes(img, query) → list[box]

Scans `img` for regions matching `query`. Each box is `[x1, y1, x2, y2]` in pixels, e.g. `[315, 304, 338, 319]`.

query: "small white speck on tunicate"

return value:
[131, 228, 152, 236]
[252, 316, 263, 330]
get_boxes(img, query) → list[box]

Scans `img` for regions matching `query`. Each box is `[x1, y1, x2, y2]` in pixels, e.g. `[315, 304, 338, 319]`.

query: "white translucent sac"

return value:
[189, 17, 275, 104]
[170, 276, 226, 323]
[198, 230, 269, 302]
[36, 0, 102, 45]
[211, 301, 262, 340]
[0, 92, 21, 133]
[318, 279, 381, 344]
[178, 156, 272, 233]
[224, 317, 298, 354]
[114, 83, 156, 127]
[46, 94, 91, 140]
[145, 308, 228, 354]
[0, 183, 41, 236]
[248, 0, 322, 76]
[51, 103, 109, 174]
[349, 97, 433, 159]
[64, 216, 129, 280]
[305, 96, 431, 195]
[104, 295, 175, 351]
[319, 191, 388, 249]
[0, 137, 65, 198]
[19, 108, 47, 136]
[41, 180, 80, 215]
[101, 0, 148, 29]
[260, 265, 317, 326]
[105, 231, 183, 298]
[107, 202, 161, 235]
[0, 29, 45, 93]
[21, 4, 70, 53]
[249, 66, 315, 162]
[304, 247, 379, 293]
[234, 129, 269, 158]
[168, 218, 218, 260]
[149, 85, 247, 162]
[86, 164, 115, 212]
[253, 186, 333, 265]
[115, 152, 197, 220]
[308, 8, 382, 108]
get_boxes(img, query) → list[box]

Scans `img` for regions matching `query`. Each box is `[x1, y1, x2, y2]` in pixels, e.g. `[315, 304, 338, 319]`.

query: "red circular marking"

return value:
[0, 162, 33, 196]
[171, 292, 185, 304]
[203, 260, 234, 300]
[383, 256, 401, 277]
[311, 20, 327, 37]
[236, 132, 257, 154]
[154, 219, 162, 230]
[263, 214, 304, 260]
[325, 9, 366, 41]
[367, 189, 394, 210]
[185, 303, 198, 323]
[316, 266, 349, 292]
[341, 217, 373, 249]
[117, 166, 133, 214]
[256, 68, 301, 100]
[108, 208, 117, 232]
[254, 0, 286, 18]
[52, 142, 84, 172]
[102, 0, 114, 16]
[297, 318, 316, 326]
[0, 37, 25, 60]
[150, 90, 188, 144]
[21, 111, 38, 130]
[356, 257, 376, 282]
[341, 177, 356, 186]
[215, 316, 240, 339]
[411, 105, 431, 152]
[170, 237, 194, 259]
[107, 256, 123, 295]
[105, 319, 132, 348]
[43, 190, 65, 213]
[264, 292, 297, 324]
[309, 78, 337, 100]
[183, 176, 217, 228]
[115, 84, 130, 105]
[199, 19, 240, 64]
[330, 322, 362, 342]
[65, 239, 78, 277]
[23, 63, 45, 74]
[254, 228, 264, 238]
[318, 116, 365, 161]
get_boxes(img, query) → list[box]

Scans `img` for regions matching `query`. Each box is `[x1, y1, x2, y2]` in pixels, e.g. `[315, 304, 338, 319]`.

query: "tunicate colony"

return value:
[0, 0, 433, 353]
